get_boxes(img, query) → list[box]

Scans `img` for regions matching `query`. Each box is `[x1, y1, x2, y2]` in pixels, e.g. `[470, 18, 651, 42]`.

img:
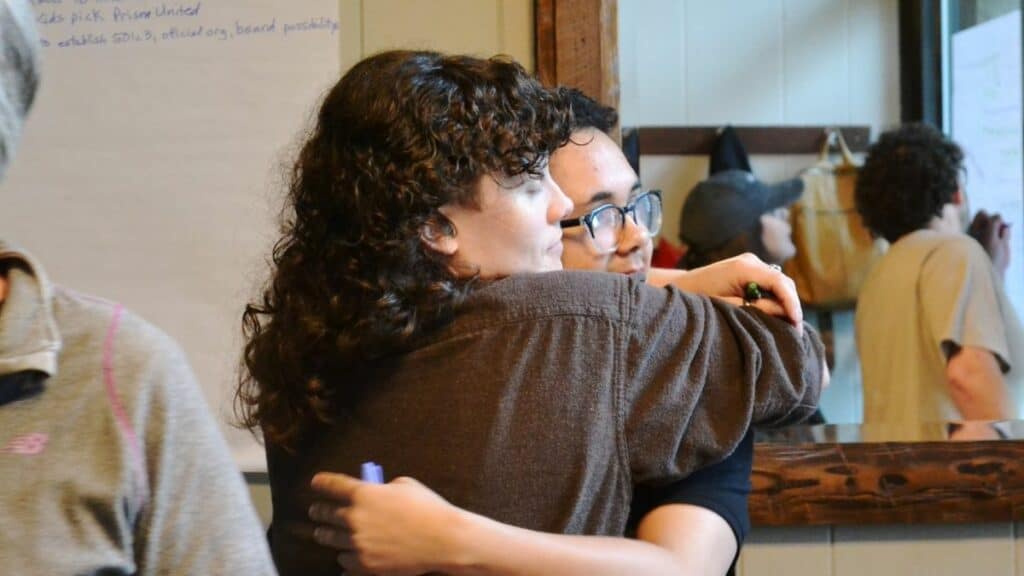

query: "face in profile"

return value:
[551, 129, 653, 275]
[439, 166, 574, 279]
[759, 207, 797, 264]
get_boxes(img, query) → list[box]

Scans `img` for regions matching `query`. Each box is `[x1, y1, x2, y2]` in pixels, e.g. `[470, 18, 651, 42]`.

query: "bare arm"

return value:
[309, 473, 735, 576]
[946, 345, 1011, 420]
[440, 508, 704, 576]
[637, 504, 737, 576]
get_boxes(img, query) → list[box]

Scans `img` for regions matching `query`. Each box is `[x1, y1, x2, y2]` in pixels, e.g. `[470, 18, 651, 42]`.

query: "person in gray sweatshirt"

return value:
[0, 1, 276, 574]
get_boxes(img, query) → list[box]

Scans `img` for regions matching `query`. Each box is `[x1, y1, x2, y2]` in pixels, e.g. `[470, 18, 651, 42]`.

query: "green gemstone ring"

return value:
[744, 281, 762, 303]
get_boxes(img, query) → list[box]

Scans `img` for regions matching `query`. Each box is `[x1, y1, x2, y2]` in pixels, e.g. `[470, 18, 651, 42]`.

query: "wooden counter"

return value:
[750, 422, 1024, 526]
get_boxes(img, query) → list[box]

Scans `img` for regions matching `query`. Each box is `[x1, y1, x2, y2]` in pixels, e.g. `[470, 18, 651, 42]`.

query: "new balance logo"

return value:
[1, 433, 48, 455]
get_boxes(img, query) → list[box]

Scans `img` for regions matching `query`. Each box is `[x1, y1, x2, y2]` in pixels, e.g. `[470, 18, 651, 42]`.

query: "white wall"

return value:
[738, 523, 1024, 576]
[619, 0, 900, 424]
[619, 0, 899, 255]
[339, 0, 533, 73]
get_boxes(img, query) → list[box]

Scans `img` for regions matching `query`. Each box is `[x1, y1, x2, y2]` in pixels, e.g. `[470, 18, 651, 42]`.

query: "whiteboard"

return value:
[1, 1, 341, 471]
[952, 10, 1024, 315]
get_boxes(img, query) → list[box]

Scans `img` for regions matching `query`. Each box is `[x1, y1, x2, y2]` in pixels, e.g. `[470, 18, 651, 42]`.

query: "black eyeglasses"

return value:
[560, 190, 663, 254]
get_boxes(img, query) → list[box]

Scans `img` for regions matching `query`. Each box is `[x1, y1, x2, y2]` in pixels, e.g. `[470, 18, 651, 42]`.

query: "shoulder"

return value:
[53, 287, 184, 358]
[461, 270, 647, 324]
[447, 270, 706, 340]
[928, 232, 987, 261]
[896, 230, 988, 266]
[875, 231, 991, 284]
[914, 233, 998, 289]
[51, 287, 191, 388]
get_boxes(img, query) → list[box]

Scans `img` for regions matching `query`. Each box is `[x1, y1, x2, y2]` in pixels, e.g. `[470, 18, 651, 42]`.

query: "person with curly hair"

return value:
[238, 50, 825, 575]
[855, 123, 1024, 427]
[305, 88, 790, 576]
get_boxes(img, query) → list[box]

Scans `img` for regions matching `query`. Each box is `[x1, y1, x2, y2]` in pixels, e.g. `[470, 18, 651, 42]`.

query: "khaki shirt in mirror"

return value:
[856, 229, 1024, 423]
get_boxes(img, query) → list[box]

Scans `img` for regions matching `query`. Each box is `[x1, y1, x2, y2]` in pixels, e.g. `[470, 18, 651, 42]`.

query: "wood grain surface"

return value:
[751, 440, 1024, 526]
[636, 126, 871, 156]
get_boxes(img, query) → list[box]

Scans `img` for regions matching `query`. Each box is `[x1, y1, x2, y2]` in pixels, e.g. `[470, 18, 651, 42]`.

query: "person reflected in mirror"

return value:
[855, 123, 1024, 425]
[677, 170, 803, 271]
[675, 169, 827, 424]
[946, 421, 1006, 441]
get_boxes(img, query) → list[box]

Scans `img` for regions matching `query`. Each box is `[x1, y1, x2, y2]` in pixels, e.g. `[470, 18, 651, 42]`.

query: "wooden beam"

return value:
[535, 0, 557, 86]
[534, 0, 619, 119]
[635, 126, 872, 156]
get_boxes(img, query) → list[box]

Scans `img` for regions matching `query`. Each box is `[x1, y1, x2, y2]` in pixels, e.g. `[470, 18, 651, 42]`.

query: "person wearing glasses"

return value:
[303, 88, 770, 576]
[553, 90, 754, 575]
[559, 186, 663, 269]
[241, 50, 826, 576]
[554, 89, 801, 318]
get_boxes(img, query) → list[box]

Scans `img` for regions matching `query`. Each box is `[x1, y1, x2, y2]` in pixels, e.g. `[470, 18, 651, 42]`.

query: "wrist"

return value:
[436, 507, 489, 574]
[646, 267, 690, 289]
[667, 269, 699, 293]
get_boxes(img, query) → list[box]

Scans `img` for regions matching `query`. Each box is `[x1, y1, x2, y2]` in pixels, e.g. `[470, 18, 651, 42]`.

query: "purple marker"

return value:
[360, 461, 384, 484]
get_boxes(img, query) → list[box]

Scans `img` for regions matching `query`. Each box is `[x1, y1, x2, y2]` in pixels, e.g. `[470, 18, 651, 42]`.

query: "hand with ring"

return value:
[649, 255, 802, 332]
[744, 264, 782, 304]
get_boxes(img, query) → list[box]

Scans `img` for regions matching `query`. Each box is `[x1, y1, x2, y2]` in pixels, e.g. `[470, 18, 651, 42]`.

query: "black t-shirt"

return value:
[626, 430, 754, 573]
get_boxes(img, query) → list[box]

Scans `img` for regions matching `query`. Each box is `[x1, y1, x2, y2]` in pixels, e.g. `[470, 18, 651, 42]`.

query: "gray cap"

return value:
[679, 169, 803, 250]
[0, 0, 40, 179]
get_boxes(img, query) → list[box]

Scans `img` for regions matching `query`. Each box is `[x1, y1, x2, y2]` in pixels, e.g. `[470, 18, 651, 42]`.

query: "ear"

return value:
[952, 186, 965, 206]
[419, 219, 458, 256]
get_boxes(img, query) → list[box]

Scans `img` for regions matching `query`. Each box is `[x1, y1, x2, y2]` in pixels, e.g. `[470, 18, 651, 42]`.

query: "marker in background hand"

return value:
[361, 461, 384, 484]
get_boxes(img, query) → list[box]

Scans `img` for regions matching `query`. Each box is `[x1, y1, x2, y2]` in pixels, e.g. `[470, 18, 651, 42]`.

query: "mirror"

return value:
[616, 0, 1024, 432]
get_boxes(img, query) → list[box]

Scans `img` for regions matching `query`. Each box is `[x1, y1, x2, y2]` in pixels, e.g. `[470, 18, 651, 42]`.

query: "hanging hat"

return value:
[709, 125, 752, 176]
[679, 169, 803, 250]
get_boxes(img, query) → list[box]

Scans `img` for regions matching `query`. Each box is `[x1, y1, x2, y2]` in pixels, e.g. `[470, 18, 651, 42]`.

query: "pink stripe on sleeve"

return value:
[102, 303, 151, 514]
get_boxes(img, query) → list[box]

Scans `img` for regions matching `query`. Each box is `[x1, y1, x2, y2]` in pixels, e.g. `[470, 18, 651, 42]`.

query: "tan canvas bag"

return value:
[783, 129, 887, 309]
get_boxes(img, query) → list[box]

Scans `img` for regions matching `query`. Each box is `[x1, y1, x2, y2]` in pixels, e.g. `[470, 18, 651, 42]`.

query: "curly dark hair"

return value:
[561, 87, 618, 134]
[855, 123, 964, 243]
[237, 50, 573, 448]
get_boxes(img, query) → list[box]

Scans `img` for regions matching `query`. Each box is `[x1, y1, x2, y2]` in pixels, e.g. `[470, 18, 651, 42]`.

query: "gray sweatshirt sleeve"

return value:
[112, 312, 277, 576]
[619, 282, 823, 485]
